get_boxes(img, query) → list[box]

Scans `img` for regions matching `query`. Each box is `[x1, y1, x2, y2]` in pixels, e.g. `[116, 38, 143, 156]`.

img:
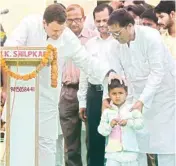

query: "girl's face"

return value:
[109, 87, 127, 107]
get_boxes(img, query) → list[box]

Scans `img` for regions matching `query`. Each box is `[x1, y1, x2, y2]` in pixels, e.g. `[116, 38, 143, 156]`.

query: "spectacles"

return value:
[66, 18, 83, 24]
[109, 26, 126, 38]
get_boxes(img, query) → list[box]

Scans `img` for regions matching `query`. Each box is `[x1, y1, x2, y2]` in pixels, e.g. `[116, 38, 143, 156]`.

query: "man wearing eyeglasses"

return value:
[58, 4, 97, 166]
[106, 9, 176, 166]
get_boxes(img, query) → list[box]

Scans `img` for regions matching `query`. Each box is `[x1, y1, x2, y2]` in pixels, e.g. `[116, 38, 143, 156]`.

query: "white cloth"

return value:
[106, 153, 148, 166]
[138, 153, 148, 166]
[39, 137, 56, 166]
[106, 159, 138, 166]
[55, 135, 64, 166]
[77, 35, 122, 108]
[157, 154, 176, 166]
[112, 25, 176, 153]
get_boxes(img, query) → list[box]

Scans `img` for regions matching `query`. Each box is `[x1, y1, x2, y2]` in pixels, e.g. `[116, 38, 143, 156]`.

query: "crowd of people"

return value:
[0, 0, 175, 166]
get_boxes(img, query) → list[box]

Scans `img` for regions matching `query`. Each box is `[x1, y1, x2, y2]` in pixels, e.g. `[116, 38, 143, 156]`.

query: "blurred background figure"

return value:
[124, 0, 144, 7]
[155, 0, 175, 36]
[155, 0, 176, 59]
[124, 0, 152, 9]
[109, 0, 124, 10]
[84, 0, 124, 32]
[126, 4, 146, 24]
[140, 9, 159, 30]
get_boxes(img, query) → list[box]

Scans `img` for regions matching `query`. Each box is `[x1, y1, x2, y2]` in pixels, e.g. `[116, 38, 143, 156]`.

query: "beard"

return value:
[160, 18, 173, 30]
[165, 21, 173, 29]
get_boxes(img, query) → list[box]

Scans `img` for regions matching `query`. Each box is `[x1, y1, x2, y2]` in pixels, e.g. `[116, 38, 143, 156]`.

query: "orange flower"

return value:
[51, 75, 57, 80]
[53, 48, 57, 52]
[52, 65, 58, 71]
[47, 44, 54, 50]
[41, 58, 48, 65]
[15, 74, 21, 80]
[11, 72, 17, 78]
[18, 75, 23, 80]
[23, 75, 30, 81]
[45, 54, 50, 59]
[29, 72, 36, 79]
[2, 45, 58, 87]
[3, 66, 9, 72]
[1, 59, 6, 65]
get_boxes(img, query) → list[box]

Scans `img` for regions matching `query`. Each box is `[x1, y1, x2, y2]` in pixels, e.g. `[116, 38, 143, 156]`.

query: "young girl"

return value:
[98, 79, 144, 166]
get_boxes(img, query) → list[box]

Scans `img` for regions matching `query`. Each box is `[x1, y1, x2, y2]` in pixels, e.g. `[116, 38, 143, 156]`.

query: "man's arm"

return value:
[58, 28, 111, 84]
[4, 16, 29, 46]
[77, 70, 88, 121]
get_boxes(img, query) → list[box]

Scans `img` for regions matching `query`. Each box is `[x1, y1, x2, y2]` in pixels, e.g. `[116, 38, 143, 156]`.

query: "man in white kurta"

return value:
[3, 4, 111, 166]
[107, 9, 176, 166]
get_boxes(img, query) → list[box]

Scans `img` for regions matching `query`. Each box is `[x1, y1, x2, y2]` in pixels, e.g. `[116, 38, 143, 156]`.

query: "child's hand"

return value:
[110, 119, 118, 128]
[118, 119, 127, 126]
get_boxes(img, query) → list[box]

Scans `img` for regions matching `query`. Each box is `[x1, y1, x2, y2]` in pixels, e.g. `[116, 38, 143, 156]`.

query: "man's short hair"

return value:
[43, 4, 66, 24]
[55, 3, 66, 9]
[126, 4, 146, 17]
[155, 0, 175, 14]
[108, 79, 128, 93]
[108, 9, 135, 27]
[140, 9, 158, 24]
[66, 4, 85, 17]
[133, 0, 145, 5]
[93, 3, 113, 19]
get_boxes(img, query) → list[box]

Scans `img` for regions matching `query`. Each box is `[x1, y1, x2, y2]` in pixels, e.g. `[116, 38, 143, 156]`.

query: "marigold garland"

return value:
[0, 44, 58, 88]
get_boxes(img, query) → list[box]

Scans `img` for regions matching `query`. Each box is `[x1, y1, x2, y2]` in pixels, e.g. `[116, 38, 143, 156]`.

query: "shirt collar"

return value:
[78, 28, 91, 38]
[162, 30, 171, 37]
[110, 100, 128, 110]
[96, 34, 113, 41]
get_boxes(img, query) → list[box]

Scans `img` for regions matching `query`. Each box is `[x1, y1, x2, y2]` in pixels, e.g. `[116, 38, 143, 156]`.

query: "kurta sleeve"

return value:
[138, 31, 166, 109]
[77, 41, 95, 108]
[4, 17, 29, 46]
[77, 70, 88, 108]
[58, 28, 110, 84]
[98, 109, 112, 136]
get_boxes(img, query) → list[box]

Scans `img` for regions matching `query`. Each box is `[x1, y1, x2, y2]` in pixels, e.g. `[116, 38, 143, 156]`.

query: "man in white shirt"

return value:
[78, 4, 122, 166]
[107, 9, 176, 166]
[2, 4, 115, 166]
[84, 0, 124, 32]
